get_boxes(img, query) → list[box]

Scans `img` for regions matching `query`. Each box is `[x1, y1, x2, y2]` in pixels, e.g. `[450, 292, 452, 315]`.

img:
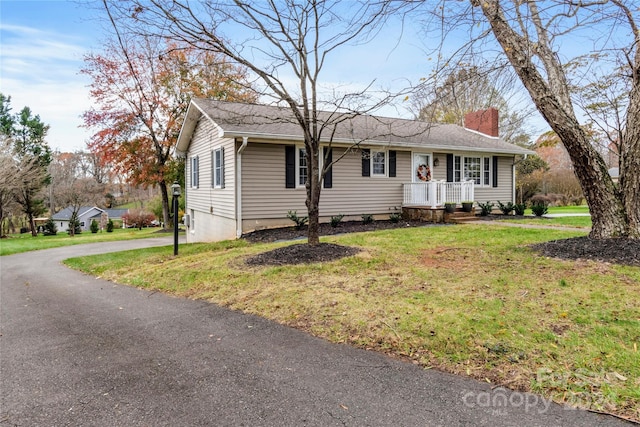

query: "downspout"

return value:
[236, 136, 249, 238]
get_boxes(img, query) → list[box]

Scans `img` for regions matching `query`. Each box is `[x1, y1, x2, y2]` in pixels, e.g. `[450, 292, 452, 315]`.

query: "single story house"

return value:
[176, 99, 534, 243]
[51, 206, 106, 232]
[51, 207, 129, 232]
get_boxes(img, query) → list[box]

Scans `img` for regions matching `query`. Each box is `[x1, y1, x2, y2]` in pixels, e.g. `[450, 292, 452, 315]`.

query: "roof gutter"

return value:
[236, 136, 249, 239]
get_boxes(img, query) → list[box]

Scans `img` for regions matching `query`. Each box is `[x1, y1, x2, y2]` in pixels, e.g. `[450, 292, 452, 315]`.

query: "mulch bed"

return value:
[242, 218, 640, 267]
[531, 236, 640, 267]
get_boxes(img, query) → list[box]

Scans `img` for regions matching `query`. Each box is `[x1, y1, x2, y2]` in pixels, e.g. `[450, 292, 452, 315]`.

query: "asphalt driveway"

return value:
[0, 237, 632, 426]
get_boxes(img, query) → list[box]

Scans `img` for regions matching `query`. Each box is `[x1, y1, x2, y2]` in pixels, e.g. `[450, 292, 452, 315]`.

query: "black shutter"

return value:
[389, 150, 396, 177]
[446, 154, 454, 182]
[492, 156, 498, 188]
[362, 149, 370, 177]
[323, 147, 333, 188]
[221, 147, 225, 189]
[285, 145, 295, 188]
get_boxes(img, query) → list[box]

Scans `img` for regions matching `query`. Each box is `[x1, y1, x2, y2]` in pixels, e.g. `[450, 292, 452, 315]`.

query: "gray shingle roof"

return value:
[177, 99, 534, 156]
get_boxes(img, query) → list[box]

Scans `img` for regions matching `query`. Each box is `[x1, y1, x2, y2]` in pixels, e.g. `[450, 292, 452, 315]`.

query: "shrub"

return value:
[477, 201, 494, 216]
[330, 214, 344, 228]
[106, 219, 114, 232]
[389, 212, 402, 223]
[497, 200, 515, 215]
[43, 218, 57, 236]
[90, 219, 99, 233]
[513, 203, 526, 216]
[67, 213, 82, 235]
[361, 214, 374, 225]
[287, 210, 308, 230]
[531, 202, 549, 217]
[122, 209, 156, 230]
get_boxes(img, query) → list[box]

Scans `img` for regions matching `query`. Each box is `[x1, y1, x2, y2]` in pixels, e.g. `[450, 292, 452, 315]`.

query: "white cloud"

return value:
[0, 22, 93, 152]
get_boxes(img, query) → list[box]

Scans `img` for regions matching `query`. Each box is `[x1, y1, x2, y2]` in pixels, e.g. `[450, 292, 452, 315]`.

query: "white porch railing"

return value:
[403, 180, 475, 207]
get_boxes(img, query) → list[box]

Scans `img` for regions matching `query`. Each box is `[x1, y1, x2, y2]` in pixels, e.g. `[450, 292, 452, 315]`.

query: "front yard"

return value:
[64, 223, 640, 422]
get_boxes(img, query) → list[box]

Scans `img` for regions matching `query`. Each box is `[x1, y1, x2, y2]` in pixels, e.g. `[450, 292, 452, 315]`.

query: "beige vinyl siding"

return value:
[474, 155, 514, 203]
[185, 119, 236, 220]
[242, 144, 409, 220]
[432, 153, 448, 181]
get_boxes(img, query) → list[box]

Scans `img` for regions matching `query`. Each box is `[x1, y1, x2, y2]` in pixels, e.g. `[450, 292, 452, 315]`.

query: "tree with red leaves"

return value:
[82, 30, 256, 228]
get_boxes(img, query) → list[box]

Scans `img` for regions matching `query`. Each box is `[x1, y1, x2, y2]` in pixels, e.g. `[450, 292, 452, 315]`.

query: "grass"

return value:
[499, 216, 592, 228]
[64, 224, 640, 421]
[0, 227, 162, 256]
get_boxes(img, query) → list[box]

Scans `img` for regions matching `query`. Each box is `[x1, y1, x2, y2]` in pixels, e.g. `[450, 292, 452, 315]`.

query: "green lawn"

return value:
[65, 224, 640, 421]
[0, 227, 163, 256]
[500, 216, 592, 228]
[545, 205, 590, 214]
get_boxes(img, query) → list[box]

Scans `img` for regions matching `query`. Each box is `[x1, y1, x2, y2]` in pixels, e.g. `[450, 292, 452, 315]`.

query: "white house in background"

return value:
[175, 99, 534, 243]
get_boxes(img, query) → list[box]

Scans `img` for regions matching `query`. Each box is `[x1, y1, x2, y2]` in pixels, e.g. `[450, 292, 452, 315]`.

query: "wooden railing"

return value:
[403, 180, 474, 207]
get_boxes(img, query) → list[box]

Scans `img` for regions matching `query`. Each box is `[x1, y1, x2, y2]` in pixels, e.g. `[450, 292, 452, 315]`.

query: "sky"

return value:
[0, 0, 548, 154]
[0, 0, 109, 153]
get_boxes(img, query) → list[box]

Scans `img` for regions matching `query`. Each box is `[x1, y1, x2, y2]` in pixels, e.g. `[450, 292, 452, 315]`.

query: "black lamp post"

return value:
[171, 181, 181, 256]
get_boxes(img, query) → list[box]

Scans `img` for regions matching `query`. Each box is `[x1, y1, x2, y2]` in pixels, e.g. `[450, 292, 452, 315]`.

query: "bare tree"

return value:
[411, 64, 534, 145]
[0, 141, 43, 236]
[421, 0, 640, 239]
[108, 0, 405, 245]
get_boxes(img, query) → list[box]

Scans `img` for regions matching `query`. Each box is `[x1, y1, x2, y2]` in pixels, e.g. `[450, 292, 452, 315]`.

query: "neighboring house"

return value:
[608, 167, 619, 183]
[176, 99, 534, 243]
[51, 206, 106, 232]
[104, 208, 129, 225]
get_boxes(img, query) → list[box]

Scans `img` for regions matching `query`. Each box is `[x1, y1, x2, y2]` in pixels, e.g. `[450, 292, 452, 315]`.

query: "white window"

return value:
[298, 147, 307, 186]
[483, 157, 491, 186]
[372, 151, 386, 176]
[213, 148, 224, 188]
[191, 156, 199, 188]
[464, 157, 481, 184]
[454, 155, 462, 182]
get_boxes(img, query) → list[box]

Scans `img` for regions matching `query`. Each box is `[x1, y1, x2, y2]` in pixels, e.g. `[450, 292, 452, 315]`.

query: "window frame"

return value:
[212, 148, 224, 188]
[371, 150, 387, 177]
[452, 155, 492, 186]
[297, 147, 308, 187]
[190, 156, 199, 188]
[464, 156, 481, 185]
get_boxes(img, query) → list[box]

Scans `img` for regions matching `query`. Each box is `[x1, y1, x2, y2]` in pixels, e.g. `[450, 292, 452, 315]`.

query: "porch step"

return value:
[445, 208, 478, 223]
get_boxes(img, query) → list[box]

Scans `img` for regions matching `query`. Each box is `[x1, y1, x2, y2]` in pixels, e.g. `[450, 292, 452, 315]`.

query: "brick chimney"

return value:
[464, 108, 499, 137]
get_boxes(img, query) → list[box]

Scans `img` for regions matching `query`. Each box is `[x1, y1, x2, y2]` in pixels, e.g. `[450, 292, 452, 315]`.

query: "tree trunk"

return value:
[159, 180, 170, 229]
[477, 0, 633, 238]
[306, 142, 321, 246]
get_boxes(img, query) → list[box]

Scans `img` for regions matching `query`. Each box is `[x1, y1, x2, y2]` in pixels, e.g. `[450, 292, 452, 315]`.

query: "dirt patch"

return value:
[531, 236, 640, 267]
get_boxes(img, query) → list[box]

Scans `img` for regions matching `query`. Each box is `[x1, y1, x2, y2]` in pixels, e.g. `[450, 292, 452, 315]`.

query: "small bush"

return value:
[497, 200, 515, 215]
[287, 210, 308, 230]
[330, 214, 344, 228]
[106, 219, 114, 233]
[531, 202, 548, 217]
[361, 214, 374, 225]
[43, 218, 57, 236]
[513, 203, 526, 216]
[478, 201, 494, 216]
[90, 219, 99, 233]
[389, 212, 402, 223]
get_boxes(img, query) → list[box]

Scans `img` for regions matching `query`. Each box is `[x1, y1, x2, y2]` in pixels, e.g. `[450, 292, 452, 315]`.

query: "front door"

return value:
[411, 153, 432, 205]
[413, 153, 431, 183]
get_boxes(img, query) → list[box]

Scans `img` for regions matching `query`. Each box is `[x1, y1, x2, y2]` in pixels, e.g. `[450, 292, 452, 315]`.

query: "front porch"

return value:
[401, 181, 476, 223]
[402, 180, 474, 207]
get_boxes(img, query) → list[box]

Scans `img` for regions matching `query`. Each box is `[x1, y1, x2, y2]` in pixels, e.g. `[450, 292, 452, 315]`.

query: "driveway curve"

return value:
[0, 237, 632, 426]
